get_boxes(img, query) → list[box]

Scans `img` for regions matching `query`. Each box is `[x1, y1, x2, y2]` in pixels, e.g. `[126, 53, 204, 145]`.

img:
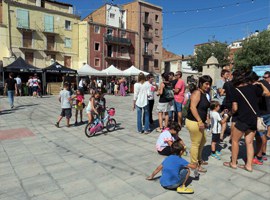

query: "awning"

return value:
[4, 57, 42, 73]
[43, 62, 77, 74]
[77, 64, 106, 76]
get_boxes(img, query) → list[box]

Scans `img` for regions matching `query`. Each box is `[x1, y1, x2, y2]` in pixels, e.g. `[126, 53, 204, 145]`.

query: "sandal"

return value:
[223, 162, 237, 169]
[156, 127, 162, 133]
[198, 166, 207, 173]
[238, 165, 253, 172]
[199, 160, 208, 165]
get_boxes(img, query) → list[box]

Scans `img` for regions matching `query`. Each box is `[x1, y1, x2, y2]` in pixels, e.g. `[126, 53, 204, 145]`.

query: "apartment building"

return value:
[83, 4, 136, 70]
[0, 0, 80, 69]
[123, 0, 163, 73]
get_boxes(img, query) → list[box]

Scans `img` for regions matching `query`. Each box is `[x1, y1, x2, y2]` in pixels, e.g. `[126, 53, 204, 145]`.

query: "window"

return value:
[94, 42, 100, 51]
[17, 9, 29, 29]
[155, 15, 159, 22]
[144, 12, 149, 23]
[47, 35, 55, 50]
[110, 13, 115, 19]
[94, 25, 100, 33]
[154, 59, 159, 68]
[107, 28, 113, 35]
[94, 58, 100, 67]
[155, 45, 158, 52]
[144, 42, 149, 52]
[44, 15, 54, 32]
[64, 56, 71, 67]
[64, 38, 72, 48]
[25, 52, 34, 65]
[155, 29, 158, 36]
[65, 20, 71, 30]
[23, 32, 32, 48]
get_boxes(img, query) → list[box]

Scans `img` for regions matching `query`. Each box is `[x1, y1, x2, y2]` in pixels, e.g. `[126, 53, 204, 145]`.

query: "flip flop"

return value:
[223, 162, 237, 169]
[238, 165, 253, 172]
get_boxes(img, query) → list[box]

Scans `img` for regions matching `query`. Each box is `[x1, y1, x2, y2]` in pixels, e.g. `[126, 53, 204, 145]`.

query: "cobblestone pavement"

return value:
[0, 95, 269, 200]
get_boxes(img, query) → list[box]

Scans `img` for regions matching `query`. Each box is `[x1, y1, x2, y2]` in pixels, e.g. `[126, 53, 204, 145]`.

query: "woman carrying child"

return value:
[86, 92, 100, 123]
[156, 122, 185, 156]
[73, 89, 85, 125]
[147, 141, 197, 194]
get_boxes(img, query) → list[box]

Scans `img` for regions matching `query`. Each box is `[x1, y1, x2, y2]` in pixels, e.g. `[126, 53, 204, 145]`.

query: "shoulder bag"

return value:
[236, 88, 267, 132]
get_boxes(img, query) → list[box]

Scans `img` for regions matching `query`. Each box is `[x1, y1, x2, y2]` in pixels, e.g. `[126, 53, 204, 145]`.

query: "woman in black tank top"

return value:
[185, 75, 212, 173]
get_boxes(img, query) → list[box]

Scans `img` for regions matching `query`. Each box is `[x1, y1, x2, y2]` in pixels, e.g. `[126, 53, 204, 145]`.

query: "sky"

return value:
[61, 0, 270, 55]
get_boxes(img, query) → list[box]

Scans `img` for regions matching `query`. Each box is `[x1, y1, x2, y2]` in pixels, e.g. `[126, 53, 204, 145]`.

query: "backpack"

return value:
[163, 84, 174, 101]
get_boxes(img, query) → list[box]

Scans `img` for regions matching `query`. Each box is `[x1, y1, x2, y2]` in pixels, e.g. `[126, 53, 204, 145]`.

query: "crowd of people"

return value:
[131, 70, 270, 194]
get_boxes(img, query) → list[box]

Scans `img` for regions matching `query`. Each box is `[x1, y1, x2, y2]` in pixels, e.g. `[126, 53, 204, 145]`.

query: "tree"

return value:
[188, 41, 229, 72]
[234, 30, 270, 70]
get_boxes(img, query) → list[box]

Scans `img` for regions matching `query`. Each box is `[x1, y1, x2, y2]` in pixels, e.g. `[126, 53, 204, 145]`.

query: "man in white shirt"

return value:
[14, 75, 22, 96]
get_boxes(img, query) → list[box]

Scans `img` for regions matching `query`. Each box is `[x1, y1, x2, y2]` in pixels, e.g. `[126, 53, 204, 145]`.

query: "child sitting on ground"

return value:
[73, 89, 85, 125]
[156, 122, 186, 156]
[210, 101, 229, 160]
[147, 141, 197, 194]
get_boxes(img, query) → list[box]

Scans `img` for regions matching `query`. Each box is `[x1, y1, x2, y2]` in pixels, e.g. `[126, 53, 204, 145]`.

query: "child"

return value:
[210, 101, 229, 160]
[114, 82, 119, 96]
[98, 93, 106, 119]
[55, 83, 72, 128]
[147, 141, 197, 194]
[156, 122, 185, 156]
[86, 92, 100, 123]
[73, 89, 84, 125]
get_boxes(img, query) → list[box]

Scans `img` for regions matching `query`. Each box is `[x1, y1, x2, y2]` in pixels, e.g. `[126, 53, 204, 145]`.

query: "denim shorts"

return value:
[174, 101, 183, 112]
[162, 168, 188, 189]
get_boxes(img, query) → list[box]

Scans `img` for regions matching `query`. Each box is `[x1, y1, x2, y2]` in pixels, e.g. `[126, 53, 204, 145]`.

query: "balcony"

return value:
[143, 32, 153, 40]
[143, 18, 153, 27]
[142, 49, 153, 57]
[42, 28, 59, 35]
[105, 35, 131, 46]
[105, 55, 131, 61]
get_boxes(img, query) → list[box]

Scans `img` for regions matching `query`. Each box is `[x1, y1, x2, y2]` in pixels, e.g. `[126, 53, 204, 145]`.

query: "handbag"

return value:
[236, 88, 267, 132]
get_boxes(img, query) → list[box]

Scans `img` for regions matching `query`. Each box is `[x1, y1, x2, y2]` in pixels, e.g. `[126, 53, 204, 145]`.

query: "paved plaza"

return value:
[0, 94, 269, 200]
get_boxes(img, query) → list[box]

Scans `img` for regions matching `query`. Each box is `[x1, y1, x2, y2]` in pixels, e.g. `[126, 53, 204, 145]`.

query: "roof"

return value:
[44, 62, 77, 74]
[206, 54, 219, 65]
[4, 57, 42, 72]
[45, 0, 73, 7]
[123, 0, 162, 10]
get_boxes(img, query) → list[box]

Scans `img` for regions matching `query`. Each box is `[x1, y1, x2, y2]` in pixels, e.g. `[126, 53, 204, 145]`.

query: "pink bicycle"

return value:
[85, 108, 117, 137]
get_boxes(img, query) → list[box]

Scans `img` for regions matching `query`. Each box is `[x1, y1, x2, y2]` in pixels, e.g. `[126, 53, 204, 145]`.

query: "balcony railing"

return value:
[143, 18, 153, 27]
[142, 49, 153, 57]
[143, 32, 153, 40]
[105, 55, 131, 61]
[105, 35, 131, 46]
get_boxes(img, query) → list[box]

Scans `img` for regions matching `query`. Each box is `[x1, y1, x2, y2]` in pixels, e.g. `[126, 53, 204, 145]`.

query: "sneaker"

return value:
[252, 158, 263, 165]
[215, 151, 222, 156]
[211, 153, 221, 160]
[55, 122, 59, 128]
[176, 186, 194, 194]
[74, 122, 78, 126]
[262, 155, 268, 161]
[156, 127, 162, 133]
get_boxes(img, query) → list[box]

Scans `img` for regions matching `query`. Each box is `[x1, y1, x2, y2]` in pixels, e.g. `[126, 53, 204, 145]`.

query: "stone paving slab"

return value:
[0, 95, 269, 200]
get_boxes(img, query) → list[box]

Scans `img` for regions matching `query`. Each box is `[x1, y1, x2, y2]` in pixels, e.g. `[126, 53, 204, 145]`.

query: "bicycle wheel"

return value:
[85, 122, 96, 137]
[106, 118, 116, 132]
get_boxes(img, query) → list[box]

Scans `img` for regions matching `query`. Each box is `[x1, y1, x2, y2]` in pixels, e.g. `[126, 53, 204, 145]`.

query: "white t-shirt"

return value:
[156, 130, 176, 151]
[210, 111, 221, 134]
[134, 82, 150, 108]
[145, 81, 156, 100]
[15, 77, 21, 85]
[79, 80, 84, 88]
[59, 89, 71, 109]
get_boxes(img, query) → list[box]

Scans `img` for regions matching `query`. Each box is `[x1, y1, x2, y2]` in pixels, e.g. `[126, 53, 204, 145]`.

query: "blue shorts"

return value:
[174, 101, 183, 112]
[162, 168, 188, 189]
[257, 114, 270, 136]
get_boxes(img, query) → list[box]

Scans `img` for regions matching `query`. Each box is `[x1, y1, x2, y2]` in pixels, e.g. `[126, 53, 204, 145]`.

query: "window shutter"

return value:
[65, 38, 72, 48]
[44, 15, 54, 32]
[17, 9, 29, 28]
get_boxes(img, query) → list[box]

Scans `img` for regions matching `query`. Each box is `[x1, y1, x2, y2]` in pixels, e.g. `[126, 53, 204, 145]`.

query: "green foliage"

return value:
[188, 41, 229, 72]
[234, 31, 270, 70]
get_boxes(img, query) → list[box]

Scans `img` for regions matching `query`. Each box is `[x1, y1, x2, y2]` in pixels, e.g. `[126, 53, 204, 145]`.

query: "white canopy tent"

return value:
[77, 64, 106, 76]
[123, 65, 149, 76]
[102, 65, 124, 76]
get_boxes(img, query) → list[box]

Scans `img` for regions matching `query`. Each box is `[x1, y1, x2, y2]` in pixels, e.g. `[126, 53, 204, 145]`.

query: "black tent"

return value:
[3, 57, 42, 73]
[43, 62, 77, 74]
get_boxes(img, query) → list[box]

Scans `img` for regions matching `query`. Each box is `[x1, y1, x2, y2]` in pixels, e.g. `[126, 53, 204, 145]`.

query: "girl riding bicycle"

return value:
[86, 91, 101, 123]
